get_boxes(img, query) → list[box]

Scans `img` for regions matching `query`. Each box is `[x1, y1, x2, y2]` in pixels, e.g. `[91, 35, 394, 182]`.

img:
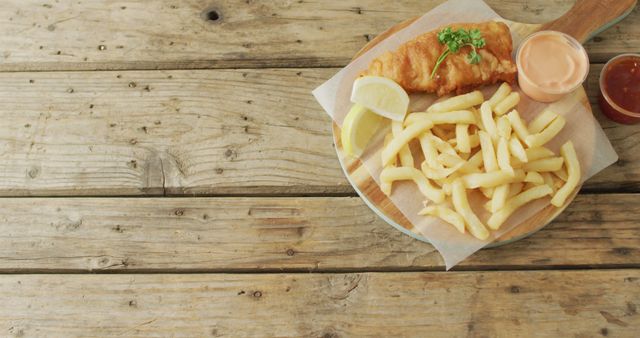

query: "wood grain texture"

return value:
[0, 65, 636, 196]
[0, 194, 636, 272]
[539, 0, 637, 42]
[1, 270, 638, 337]
[0, 69, 343, 196]
[0, 0, 637, 71]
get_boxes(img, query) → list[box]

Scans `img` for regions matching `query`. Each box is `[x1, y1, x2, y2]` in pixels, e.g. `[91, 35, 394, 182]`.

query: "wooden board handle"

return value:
[540, 0, 637, 43]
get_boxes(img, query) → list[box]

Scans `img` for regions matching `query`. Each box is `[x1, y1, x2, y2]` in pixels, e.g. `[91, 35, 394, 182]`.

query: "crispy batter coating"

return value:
[362, 21, 517, 96]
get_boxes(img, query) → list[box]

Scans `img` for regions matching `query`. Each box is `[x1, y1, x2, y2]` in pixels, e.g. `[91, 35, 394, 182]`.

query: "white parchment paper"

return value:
[312, 0, 618, 269]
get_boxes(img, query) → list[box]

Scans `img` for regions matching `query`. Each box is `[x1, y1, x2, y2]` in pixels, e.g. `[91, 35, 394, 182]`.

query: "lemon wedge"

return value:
[351, 76, 409, 121]
[341, 103, 384, 157]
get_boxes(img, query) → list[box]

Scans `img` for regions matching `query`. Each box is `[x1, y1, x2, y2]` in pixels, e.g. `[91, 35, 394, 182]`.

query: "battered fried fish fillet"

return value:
[362, 21, 517, 96]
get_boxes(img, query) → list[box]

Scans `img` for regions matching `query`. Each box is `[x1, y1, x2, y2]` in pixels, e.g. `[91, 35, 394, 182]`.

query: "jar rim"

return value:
[516, 30, 590, 95]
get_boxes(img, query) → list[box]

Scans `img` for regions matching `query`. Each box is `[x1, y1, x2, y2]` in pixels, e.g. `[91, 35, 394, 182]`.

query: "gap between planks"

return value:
[0, 265, 637, 275]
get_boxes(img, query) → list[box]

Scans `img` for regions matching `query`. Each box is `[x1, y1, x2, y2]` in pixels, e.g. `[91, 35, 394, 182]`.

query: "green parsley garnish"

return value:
[430, 27, 486, 79]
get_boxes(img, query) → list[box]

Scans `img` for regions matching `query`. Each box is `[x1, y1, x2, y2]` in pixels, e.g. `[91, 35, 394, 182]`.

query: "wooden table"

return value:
[0, 1, 638, 336]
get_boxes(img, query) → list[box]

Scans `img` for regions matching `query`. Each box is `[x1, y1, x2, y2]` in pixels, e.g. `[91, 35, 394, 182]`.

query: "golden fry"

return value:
[479, 130, 498, 172]
[380, 133, 397, 196]
[540, 172, 557, 194]
[419, 205, 465, 233]
[490, 183, 509, 213]
[438, 153, 465, 168]
[419, 132, 440, 169]
[421, 161, 462, 180]
[427, 91, 484, 113]
[462, 169, 525, 189]
[508, 137, 528, 163]
[480, 101, 498, 140]
[382, 119, 433, 167]
[551, 141, 581, 207]
[523, 157, 564, 172]
[525, 115, 566, 148]
[380, 166, 445, 203]
[458, 151, 484, 174]
[405, 110, 476, 126]
[506, 109, 530, 142]
[487, 185, 553, 230]
[525, 147, 555, 162]
[488, 82, 512, 109]
[524, 171, 544, 184]
[496, 116, 512, 139]
[452, 179, 489, 240]
[529, 109, 558, 134]
[392, 120, 414, 167]
[494, 92, 520, 116]
[497, 137, 514, 175]
[456, 124, 471, 153]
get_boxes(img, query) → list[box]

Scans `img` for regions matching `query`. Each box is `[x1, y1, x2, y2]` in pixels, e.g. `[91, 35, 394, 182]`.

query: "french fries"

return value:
[506, 110, 530, 142]
[480, 101, 498, 140]
[523, 157, 564, 172]
[497, 137, 514, 175]
[479, 131, 498, 172]
[380, 167, 444, 203]
[487, 185, 553, 229]
[528, 109, 558, 134]
[452, 179, 489, 240]
[458, 151, 483, 174]
[455, 124, 471, 153]
[405, 110, 476, 126]
[491, 184, 509, 213]
[419, 132, 440, 169]
[488, 82, 512, 109]
[392, 120, 414, 167]
[496, 116, 512, 139]
[377, 83, 580, 240]
[380, 133, 397, 196]
[551, 141, 581, 207]
[540, 172, 557, 194]
[427, 91, 484, 113]
[508, 137, 528, 163]
[525, 115, 566, 148]
[463, 169, 525, 189]
[419, 205, 465, 234]
[382, 119, 433, 166]
[524, 171, 544, 184]
[494, 92, 520, 116]
[525, 147, 555, 162]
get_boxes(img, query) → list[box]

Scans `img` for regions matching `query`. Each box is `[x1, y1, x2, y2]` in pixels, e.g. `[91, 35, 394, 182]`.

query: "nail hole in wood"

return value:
[202, 8, 221, 22]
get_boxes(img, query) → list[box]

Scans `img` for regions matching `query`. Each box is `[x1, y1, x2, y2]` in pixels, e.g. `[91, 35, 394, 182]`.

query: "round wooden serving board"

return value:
[332, 0, 636, 247]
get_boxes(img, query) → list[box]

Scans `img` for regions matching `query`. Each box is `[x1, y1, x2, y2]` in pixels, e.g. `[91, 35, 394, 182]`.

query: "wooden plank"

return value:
[0, 0, 636, 72]
[0, 69, 344, 196]
[0, 65, 636, 196]
[0, 194, 637, 272]
[1, 270, 638, 336]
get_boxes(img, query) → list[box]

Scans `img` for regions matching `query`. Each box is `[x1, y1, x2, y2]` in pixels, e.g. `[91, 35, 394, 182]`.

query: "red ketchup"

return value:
[598, 54, 640, 124]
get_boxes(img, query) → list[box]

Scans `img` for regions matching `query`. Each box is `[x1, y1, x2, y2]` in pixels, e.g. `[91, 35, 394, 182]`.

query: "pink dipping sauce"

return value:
[516, 31, 589, 102]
